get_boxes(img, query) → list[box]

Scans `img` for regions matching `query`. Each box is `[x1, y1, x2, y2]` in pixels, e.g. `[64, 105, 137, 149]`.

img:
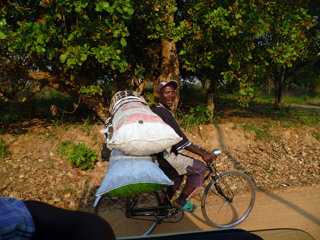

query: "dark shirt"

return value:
[152, 103, 191, 154]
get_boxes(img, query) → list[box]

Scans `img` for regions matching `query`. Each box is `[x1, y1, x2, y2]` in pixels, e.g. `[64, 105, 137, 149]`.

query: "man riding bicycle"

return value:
[152, 80, 216, 212]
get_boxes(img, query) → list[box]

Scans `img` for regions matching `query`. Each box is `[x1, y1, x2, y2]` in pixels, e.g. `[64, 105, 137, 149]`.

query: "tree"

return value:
[178, 0, 319, 110]
[0, 0, 188, 119]
[255, 2, 318, 108]
[1, 0, 134, 120]
[178, 0, 270, 114]
[1, 0, 318, 121]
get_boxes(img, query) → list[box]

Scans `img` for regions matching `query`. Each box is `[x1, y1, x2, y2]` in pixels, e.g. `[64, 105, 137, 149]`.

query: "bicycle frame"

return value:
[125, 193, 172, 220]
[203, 162, 234, 203]
[94, 148, 255, 236]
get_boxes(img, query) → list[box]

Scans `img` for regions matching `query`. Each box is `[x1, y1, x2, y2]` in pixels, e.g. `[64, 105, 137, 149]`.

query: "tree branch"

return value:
[7, 1, 32, 10]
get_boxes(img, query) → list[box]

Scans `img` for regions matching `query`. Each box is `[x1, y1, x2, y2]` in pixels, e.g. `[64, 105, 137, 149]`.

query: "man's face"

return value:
[159, 84, 176, 108]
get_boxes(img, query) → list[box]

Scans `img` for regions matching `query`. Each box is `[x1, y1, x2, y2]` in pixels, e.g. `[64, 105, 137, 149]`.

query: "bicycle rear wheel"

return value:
[94, 192, 161, 238]
[201, 170, 255, 228]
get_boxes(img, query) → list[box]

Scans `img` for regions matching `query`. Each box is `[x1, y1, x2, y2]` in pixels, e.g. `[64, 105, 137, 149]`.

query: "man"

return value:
[152, 80, 216, 212]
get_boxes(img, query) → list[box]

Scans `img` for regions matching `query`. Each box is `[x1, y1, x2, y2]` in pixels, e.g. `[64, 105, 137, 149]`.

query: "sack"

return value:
[105, 97, 182, 156]
[95, 150, 173, 197]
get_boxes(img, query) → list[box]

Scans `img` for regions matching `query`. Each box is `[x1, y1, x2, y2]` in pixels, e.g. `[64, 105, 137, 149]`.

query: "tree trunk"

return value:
[274, 81, 282, 109]
[267, 74, 272, 95]
[273, 67, 286, 110]
[206, 78, 216, 123]
[158, 38, 180, 112]
[134, 61, 156, 95]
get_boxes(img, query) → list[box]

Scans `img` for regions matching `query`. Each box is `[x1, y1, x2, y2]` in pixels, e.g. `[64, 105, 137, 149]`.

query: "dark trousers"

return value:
[24, 201, 115, 240]
[167, 159, 207, 199]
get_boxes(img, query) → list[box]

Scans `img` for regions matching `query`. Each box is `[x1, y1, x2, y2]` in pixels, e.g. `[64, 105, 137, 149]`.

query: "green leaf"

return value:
[35, 45, 45, 52]
[127, 8, 134, 15]
[60, 53, 68, 63]
[101, 2, 110, 10]
[80, 54, 87, 61]
[120, 38, 127, 47]
[235, 13, 242, 19]
[36, 35, 45, 44]
[239, 89, 246, 95]
[75, 5, 82, 12]
[0, 31, 6, 39]
[95, 4, 102, 12]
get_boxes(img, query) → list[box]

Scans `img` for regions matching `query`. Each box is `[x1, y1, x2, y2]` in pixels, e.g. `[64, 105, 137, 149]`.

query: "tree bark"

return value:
[273, 66, 286, 110]
[206, 78, 216, 123]
[158, 38, 180, 111]
[134, 61, 156, 95]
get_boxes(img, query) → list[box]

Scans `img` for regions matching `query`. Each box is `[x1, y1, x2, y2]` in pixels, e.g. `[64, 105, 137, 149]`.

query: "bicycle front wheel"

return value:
[201, 170, 255, 228]
[94, 192, 160, 238]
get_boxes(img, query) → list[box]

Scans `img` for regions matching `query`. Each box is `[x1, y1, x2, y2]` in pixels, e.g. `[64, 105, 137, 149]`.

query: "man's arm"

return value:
[184, 144, 216, 163]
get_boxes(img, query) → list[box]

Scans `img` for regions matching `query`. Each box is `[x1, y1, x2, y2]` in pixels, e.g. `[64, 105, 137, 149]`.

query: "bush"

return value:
[0, 113, 22, 124]
[178, 104, 212, 131]
[57, 141, 97, 170]
[0, 138, 10, 159]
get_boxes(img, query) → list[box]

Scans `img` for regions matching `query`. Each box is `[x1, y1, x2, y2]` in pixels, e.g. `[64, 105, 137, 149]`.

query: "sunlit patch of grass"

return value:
[312, 130, 320, 142]
[254, 93, 320, 106]
[0, 138, 10, 160]
[242, 122, 279, 142]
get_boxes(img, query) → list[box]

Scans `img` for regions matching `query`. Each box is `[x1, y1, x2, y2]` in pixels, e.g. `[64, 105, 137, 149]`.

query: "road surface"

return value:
[149, 185, 320, 240]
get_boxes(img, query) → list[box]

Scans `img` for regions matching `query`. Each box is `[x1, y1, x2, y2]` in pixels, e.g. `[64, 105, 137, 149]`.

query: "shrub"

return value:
[0, 113, 22, 124]
[242, 123, 278, 142]
[0, 138, 10, 159]
[57, 141, 97, 170]
[178, 104, 212, 131]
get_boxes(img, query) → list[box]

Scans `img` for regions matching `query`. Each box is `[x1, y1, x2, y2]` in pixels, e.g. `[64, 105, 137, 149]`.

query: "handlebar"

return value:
[194, 145, 221, 168]
[212, 149, 221, 155]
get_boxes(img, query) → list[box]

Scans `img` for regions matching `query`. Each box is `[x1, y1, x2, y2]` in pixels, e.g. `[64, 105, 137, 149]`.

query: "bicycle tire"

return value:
[94, 192, 161, 238]
[201, 170, 256, 228]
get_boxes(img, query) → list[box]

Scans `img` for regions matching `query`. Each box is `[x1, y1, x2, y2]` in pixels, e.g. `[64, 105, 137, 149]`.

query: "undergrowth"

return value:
[57, 141, 97, 170]
[242, 122, 279, 142]
[0, 138, 10, 159]
[177, 104, 212, 131]
[312, 130, 320, 142]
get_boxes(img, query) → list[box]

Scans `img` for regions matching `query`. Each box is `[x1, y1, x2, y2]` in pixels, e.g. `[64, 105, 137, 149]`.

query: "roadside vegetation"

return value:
[1, 86, 319, 148]
[0, 85, 319, 211]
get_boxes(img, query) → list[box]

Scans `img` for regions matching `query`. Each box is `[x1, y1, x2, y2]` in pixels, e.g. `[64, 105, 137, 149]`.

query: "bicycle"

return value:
[94, 149, 256, 238]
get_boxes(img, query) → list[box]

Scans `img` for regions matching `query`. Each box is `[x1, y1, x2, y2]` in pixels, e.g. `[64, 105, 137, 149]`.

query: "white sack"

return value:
[106, 101, 181, 156]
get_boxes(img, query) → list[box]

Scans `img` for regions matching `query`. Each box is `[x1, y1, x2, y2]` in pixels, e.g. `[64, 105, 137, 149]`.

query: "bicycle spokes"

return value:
[202, 170, 255, 228]
[215, 178, 234, 202]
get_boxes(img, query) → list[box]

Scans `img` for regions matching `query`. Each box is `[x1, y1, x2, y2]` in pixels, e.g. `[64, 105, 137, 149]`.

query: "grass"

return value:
[242, 122, 279, 142]
[0, 87, 92, 125]
[0, 138, 10, 159]
[312, 130, 320, 142]
[0, 113, 22, 124]
[254, 93, 320, 106]
[82, 117, 93, 135]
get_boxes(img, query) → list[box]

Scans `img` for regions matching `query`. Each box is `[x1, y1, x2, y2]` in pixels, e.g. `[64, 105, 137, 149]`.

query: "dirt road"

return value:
[149, 185, 320, 240]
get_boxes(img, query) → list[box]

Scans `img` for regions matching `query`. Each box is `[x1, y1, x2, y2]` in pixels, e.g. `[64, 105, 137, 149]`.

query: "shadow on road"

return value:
[215, 124, 320, 227]
[257, 188, 320, 226]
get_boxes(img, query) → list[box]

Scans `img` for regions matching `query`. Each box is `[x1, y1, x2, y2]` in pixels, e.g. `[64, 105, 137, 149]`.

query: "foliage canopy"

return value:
[0, 0, 319, 119]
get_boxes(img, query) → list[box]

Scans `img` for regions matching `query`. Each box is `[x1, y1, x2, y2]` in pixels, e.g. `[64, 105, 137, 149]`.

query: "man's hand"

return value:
[201, 152, 217, 163]
[185, 144, 217, 163]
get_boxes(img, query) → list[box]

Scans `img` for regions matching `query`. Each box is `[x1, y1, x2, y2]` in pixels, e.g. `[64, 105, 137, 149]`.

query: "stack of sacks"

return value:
[97, 91, 179, 197]
[102, 90, 181, 156]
